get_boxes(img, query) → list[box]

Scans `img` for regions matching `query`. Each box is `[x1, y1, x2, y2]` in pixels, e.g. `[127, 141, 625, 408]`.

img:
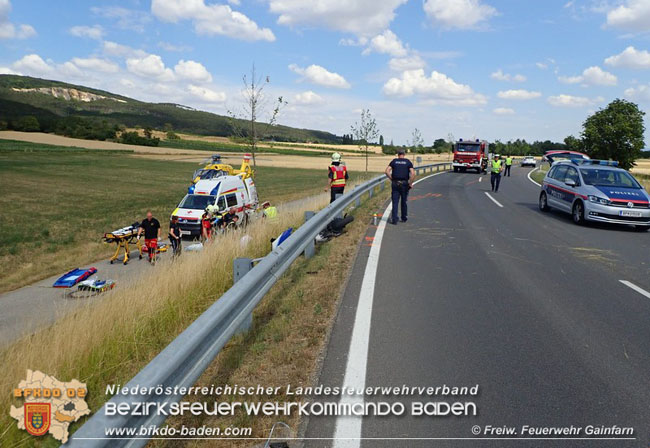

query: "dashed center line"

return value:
[485, 192, 504, 208]
[620, 280, 650, 299]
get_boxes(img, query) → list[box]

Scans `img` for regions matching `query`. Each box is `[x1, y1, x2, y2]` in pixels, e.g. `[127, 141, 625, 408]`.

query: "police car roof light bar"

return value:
[571, 159, 619, 167]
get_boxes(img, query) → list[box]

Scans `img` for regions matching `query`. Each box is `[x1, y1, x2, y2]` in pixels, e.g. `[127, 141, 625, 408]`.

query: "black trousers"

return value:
[504, 165, 511, 176]
[490, 173, 501, 192]
[391, 181, 409, 222]
[330, 186, 345, 203]
[170, 237, 181, 256]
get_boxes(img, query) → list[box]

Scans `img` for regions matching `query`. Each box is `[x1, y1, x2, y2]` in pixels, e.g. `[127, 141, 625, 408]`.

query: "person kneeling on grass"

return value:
[137, 210, 161, 262]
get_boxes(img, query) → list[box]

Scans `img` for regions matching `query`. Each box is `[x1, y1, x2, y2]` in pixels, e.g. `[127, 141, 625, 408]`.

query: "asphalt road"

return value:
[303, 166, 650, 447]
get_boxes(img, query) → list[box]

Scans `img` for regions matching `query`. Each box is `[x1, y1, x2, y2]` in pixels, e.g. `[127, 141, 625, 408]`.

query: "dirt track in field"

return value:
[0, 131, 452, 172]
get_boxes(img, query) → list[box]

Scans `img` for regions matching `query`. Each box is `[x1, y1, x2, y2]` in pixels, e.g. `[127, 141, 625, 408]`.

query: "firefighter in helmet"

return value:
[327, 152, 348, 203]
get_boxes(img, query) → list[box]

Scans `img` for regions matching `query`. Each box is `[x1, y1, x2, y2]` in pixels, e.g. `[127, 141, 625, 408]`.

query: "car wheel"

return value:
[572, 201, 585, 225]
[539, 192, 550, 212]
[634, 225, 649, 232]
[453, 167, 458, 173]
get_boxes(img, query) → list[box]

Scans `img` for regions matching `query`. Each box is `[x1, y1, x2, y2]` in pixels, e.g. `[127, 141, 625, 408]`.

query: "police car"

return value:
[538, 159, 650, 231]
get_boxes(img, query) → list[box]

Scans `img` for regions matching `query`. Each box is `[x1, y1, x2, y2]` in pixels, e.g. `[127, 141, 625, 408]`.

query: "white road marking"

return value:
[527, 168, 542, 187]
[332, 170, 446, 447]
[478, 176, 482, 182]
[620, 280, 650, 300]
[485, 192, 504, 208]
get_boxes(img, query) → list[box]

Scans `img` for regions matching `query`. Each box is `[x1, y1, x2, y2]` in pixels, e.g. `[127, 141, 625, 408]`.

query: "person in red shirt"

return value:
[201, 211, 213, 242]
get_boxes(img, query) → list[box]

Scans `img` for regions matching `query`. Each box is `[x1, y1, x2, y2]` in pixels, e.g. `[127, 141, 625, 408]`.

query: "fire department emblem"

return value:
[24, 403, 51, 437]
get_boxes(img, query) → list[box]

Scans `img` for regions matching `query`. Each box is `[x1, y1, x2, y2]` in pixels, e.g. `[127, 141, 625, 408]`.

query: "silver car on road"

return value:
[538, 160, 650, 231]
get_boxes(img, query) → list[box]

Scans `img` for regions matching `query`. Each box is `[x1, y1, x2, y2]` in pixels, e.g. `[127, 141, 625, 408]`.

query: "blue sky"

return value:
[1, 0, 649, 145]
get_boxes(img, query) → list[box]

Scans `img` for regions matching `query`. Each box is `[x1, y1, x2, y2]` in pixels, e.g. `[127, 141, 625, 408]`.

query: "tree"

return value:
[564, 135, 583, 152]
[228, 64, 287, 167]
[379, 135, 384, 146]
[14, 115, 40, 132]
[351, 109, 379, 172]
[409, 128, 424, 155]
[581, 99, 645, 170]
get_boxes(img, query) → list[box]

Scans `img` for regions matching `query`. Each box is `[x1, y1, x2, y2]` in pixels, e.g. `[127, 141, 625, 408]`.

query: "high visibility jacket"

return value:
[505, 157, 513, 166]
[491, 160, 502, 174]
[330, 164, 347, 188]
[264, 206, 278, 220]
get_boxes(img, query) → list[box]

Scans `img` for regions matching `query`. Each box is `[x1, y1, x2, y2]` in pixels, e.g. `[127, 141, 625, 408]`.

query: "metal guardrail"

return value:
[66, 162, 451, 447]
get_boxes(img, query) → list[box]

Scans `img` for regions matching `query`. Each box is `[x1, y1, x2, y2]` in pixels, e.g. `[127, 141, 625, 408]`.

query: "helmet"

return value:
[331, 152, 342, 162]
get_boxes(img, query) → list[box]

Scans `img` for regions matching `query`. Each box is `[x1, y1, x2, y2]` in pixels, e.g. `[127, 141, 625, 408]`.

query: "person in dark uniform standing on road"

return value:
[490, 154, 504, 192]
[504, 155, 513, 177]
[385, 149, 415, 225]
[327, 152, 348, 203]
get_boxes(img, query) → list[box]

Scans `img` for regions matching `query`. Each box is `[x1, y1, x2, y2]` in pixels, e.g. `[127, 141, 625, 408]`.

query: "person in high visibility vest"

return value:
[327, 152, 348, 203]
[504, 155, 513, 177]
[490, 154, 504, 193]
[262, 201, 278, 221]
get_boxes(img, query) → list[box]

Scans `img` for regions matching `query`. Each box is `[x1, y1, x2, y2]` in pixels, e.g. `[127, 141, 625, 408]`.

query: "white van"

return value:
[172, 174, 258, 237]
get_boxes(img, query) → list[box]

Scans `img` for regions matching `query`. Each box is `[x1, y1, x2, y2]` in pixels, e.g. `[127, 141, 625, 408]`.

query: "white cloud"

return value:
[605, 0, 650, 33]
[91, 6, 152, 33]
[187, 84, 226, 103]
[490, 69, 526, 82]
[71, 57, 119, 73]
[151, 0, 275, 42]
[0, 0, 35, 39]
[69, 25, 104, 40]
[103, 41, 148, 59]
[558, 66, 617, 86]
[13, 54, 53, 75]
[423, 0, 497, 30]
[604, 46, 650, 69]
[294, 90, 324, 105]
[536, 62, 548, 70]
[493, 107, 515, 115]
[362, 30, 407, 57]
[547, 94, 604, 107]
[174, 60, 212, 83]
[158, 41, 192, 52]
[289, 64, 350, 89]
[126, 54, 175, 81]
[383, 69, 487, 105]
[624, 84, 650, 103]
[0, 66, 19, 74]
[497, 89, 542, 100]
[268, 0, 407, 36]
[389, 54, 426, 72]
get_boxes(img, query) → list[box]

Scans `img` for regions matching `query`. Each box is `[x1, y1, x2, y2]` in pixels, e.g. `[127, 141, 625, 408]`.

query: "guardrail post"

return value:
[303, 211, 316, 259]
[233, 258, 253, 333]
[355, 196, 361, 207]
[368, 187, 374, 198]
[380, 181, 385, 192]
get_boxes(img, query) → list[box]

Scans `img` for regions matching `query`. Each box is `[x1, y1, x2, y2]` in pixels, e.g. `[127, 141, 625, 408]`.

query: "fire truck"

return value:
[452, 138, 489, 174]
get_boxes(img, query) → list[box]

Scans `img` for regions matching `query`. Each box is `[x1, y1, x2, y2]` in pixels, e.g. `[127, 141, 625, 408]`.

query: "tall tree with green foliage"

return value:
[379, 135, 384, 146]
[351, 109, 379, 172]
[581, 99, 645, 170]
[564, 135, 583, 152]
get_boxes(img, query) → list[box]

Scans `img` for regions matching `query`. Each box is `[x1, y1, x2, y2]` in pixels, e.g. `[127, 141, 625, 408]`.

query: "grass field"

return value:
[0, 140, 336, 293]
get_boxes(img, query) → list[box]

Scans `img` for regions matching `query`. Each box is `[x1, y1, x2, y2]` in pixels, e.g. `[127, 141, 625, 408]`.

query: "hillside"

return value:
[0, 75, 342, 144]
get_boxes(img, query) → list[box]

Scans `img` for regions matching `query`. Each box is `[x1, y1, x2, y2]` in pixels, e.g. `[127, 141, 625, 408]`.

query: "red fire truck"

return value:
[452, 139, 489, 174]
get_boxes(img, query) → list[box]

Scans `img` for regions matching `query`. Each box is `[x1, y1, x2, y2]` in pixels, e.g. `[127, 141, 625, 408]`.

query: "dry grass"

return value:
[0, 194, 331, 447]
[153, 188, 386, 447]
